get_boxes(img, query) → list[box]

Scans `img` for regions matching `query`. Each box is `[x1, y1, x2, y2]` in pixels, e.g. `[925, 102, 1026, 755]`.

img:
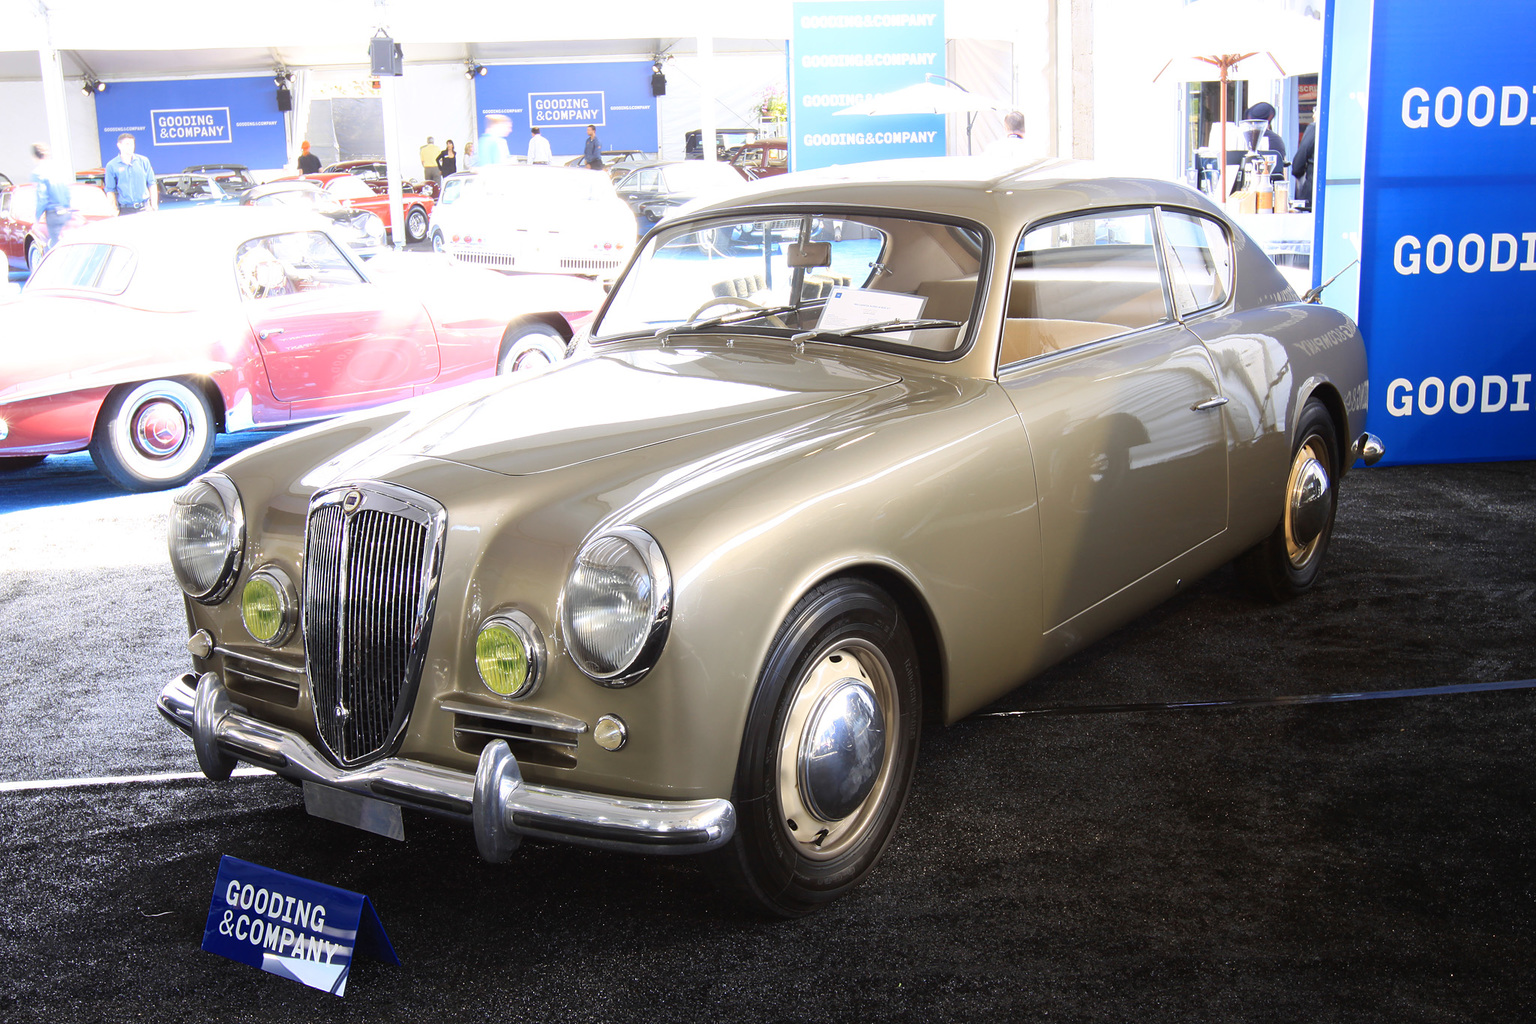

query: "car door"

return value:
[238, 230, 440, 414]
[997, 207, 1229, 631]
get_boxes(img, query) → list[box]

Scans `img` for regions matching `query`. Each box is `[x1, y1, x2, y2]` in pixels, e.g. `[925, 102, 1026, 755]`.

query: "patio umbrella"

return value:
[1151, 0, 1324, 199]
[834, 75, 1011, 155]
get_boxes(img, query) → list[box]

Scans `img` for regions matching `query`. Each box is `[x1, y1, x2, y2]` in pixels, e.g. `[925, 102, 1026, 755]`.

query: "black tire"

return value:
[405, 206, 429, 243]
[710, 578, 922, 917]
[1237, 398, 1340, 601]
[0, 455, 46, 472]
[89, 379, 217, 492]
[497, 321, 567, 375]
[431, 229, 446, 253]
[25, 238, 43, 272]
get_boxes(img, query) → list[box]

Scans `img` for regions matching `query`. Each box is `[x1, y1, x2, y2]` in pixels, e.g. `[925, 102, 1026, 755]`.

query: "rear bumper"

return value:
[157, 671, 735, 858]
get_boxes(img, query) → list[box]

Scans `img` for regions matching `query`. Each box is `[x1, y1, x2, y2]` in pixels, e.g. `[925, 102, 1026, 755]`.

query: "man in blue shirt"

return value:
[477, 115, 511, 167]
[31, 142, 73, 252]
[583, 125, 604, 170]
[103, 132, 157, 214]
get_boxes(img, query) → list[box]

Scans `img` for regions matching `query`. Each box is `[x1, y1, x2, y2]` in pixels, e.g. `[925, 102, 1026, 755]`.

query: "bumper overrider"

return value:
[158, 672, 736, 860]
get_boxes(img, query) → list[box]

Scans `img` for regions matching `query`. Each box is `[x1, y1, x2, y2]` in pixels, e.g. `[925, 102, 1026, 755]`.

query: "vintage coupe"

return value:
[158, 160, 1382, 915]
[0, 206, 600, 488]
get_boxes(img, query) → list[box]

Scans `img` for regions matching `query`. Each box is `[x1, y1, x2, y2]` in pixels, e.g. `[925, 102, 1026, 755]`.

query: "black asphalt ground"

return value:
[1, 445, 1532, 1023]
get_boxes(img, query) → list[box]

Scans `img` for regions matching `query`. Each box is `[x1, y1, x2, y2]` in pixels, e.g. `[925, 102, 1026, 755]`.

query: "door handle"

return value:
[1191, 396, 1229, 412]
[258, 328, 285, 341]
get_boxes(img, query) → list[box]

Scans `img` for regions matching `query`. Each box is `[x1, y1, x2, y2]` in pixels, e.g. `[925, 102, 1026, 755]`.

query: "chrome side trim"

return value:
[215, 645, 305, 677]
[158, 673, 735, 856]
[437, 698, 589, 738]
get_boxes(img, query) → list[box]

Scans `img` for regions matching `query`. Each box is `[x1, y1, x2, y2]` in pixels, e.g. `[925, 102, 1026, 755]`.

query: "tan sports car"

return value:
[160, 159, 1382, 916]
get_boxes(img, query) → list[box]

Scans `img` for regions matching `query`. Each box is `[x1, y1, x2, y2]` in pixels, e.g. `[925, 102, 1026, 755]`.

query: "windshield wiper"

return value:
[789, 318, 963, 344]
[657, 304, 804, 338]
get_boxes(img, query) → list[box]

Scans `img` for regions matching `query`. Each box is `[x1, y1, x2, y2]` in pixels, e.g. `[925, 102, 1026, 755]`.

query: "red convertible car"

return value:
[281, 173, 434, 244]
[0, 206, 600, 489]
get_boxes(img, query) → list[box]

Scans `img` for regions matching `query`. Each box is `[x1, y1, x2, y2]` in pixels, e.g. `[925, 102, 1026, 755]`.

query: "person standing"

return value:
[1291, 116, 1318, 207]
[986, 111, 1028, 162]
[296, 140, 321, 175]
[462, 141, 476, 169]
[419, 136, 443, 182]
[527, 127, 552, 165]
[30, 142, 72, 253]
[103, 133, 156, 214]
[436, 139, 457, 178]
[477, 115, 512, 167]
[582, 124, 604, 170]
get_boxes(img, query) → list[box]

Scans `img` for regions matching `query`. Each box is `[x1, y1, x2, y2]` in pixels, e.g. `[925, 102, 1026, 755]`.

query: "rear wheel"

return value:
[710, 579, 921, 917]
[497, 321, 566, 375]
[431, 229, 447, 253]
[405, 206, 429, 243]
[25, 238, 43, 272]
[1237, 398, 1340, 600]
[89, 379, 216, 492]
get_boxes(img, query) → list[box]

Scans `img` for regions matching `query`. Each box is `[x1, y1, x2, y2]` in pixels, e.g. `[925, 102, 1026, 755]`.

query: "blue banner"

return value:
[201, 856, 399, 997]
[789, 0, 946, 172]
[1354, 0, 1536, 463]
[476, 62, 657, 156]
[93, 77, 288, 171]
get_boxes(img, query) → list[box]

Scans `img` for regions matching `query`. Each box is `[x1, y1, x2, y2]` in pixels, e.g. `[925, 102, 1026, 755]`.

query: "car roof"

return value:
[60, 205, 347, 252]
[682, 156, 1224, 227]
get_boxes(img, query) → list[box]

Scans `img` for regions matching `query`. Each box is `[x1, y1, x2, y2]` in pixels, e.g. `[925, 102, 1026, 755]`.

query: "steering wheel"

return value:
[685, 295, 785, 328]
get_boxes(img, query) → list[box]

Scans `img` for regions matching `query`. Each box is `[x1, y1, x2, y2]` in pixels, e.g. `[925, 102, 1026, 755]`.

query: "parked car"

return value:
[183, 164, 256, 188]
[321, 159, 434, 197]
[157, 171, 251, 208]
[240, 180, 386, 259]
[0, 206, 601, 487]
[730, 140, 788, 181]
[562, 150, 649, 184]
[427, 165, 635, 282]
[284, 172, 433, 244]
[0, 182, 116, 272]
[156, 159, 1382, 915]
[615, 160, 748, 233]
[685, 127, 758, 161]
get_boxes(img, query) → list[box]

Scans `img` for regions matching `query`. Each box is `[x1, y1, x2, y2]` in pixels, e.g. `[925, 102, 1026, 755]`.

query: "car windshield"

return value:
[325, 176, 377, 200]
[594, 211, 987, 357]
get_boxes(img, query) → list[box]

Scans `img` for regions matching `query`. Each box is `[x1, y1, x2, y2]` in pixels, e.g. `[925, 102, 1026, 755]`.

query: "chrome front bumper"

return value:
[157, 672, 735, 858]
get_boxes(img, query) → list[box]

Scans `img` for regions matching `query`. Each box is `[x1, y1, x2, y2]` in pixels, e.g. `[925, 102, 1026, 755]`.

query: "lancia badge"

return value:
[342, 489, 364, 515]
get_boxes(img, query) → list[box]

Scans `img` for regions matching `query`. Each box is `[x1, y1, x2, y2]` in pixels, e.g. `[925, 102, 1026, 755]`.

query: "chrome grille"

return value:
[448, 248, 516, 268]
[303, 484, 446, 767]
[559, 257, 622, 271]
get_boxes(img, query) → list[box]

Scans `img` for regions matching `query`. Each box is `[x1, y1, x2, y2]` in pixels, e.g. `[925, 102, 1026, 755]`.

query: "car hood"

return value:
[289, 342, 905, 481]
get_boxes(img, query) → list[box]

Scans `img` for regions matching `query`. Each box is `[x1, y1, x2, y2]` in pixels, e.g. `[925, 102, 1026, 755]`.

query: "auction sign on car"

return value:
[789, 0, 946, 172]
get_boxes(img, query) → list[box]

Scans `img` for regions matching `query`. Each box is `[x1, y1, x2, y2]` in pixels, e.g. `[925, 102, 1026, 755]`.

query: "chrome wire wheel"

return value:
[774, 638, 899, 861]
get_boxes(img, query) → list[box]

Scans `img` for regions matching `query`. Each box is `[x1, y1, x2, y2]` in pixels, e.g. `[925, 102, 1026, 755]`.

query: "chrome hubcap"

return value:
[1285, 437, 1332, 566]
[132, 399, 188, 458]
[777, 640, 897, 859]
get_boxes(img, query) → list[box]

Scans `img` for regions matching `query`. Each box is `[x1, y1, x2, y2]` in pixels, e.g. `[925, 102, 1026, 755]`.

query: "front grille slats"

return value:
[303, 485, 445, 767]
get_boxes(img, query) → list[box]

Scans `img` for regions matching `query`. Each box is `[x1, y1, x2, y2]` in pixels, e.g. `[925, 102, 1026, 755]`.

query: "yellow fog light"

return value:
[240, 567, 295, 646]
[476, 611, 544, 699]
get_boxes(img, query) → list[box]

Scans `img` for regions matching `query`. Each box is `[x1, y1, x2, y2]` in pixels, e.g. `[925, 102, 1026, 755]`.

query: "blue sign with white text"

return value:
[94, 77, 287, 171]
[201, 856, 398, 997]
[476, 62, 656, 157]
[789, 0, 946, 172]
[1355, 0, 1536, 463]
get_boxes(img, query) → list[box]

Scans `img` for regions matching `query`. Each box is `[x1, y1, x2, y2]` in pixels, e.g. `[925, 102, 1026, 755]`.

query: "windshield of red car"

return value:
[594, 211, 987, 358]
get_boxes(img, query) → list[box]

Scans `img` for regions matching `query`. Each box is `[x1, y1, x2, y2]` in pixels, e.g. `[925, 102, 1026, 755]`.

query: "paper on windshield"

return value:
[815, 287, 927, 340]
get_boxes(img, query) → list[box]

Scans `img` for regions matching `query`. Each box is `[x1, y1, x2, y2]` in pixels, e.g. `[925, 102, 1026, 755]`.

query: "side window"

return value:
[766, 147, 787, 169]
[1001, 209, 1169, 365]
[236, 231, 363, 300]
[633, 168, 660, 191]
[1160, 209, 1232, 316]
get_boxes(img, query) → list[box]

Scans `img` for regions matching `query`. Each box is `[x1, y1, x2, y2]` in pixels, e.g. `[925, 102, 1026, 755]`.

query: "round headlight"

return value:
[562, 526, 671, 686]
[476, 610, 545, 699]
[362, 212, 385, 242]
[168, 474, 244, 603]
[241, 566, 296, 646]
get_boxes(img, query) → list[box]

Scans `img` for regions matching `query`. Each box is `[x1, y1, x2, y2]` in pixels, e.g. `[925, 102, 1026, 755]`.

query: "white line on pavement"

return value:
[0, 766, 273, 793]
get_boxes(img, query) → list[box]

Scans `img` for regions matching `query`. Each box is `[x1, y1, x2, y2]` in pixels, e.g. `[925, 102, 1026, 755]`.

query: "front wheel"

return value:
[710, 579, 922, 917]
[25, 238, 43, 272]
[405, 206, 429, 243]
[430, 229, 447, 253]
[1237, 397, 1340, 600]
[89, 379, 216, 492]
[497, 321, 567, 375]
